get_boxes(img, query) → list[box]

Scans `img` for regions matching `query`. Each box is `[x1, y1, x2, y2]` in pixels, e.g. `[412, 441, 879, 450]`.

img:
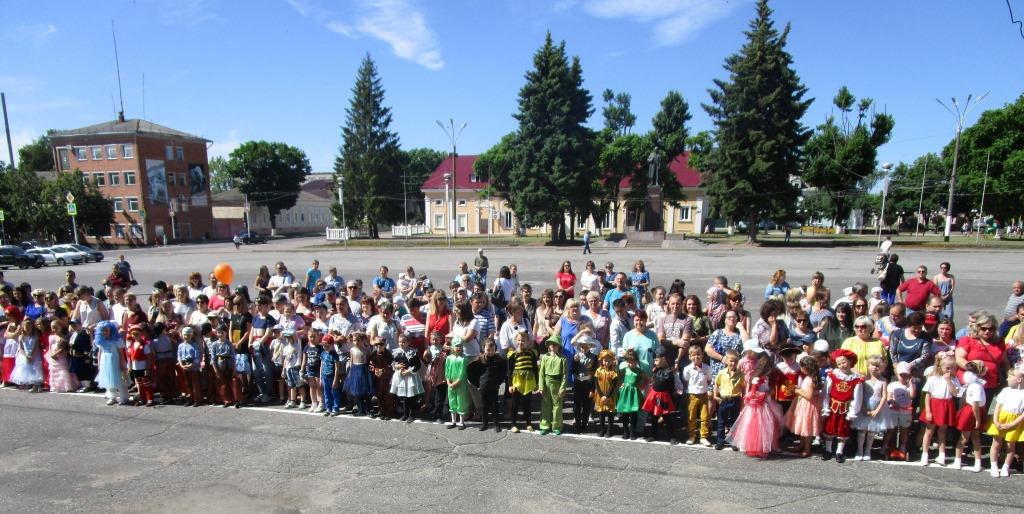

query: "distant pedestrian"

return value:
[583, 230, 592, 254]
[784, 226, 791, 244]
[233, 234, 241, 250]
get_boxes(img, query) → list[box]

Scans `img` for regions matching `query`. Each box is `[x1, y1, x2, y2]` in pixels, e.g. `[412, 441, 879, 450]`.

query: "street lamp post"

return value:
[876, 162, 893, 246]
[336, 176, 347, 249]
[443, 172, 452, 248]
[436, 118, 467, 241]
[937, 93, 988, 242]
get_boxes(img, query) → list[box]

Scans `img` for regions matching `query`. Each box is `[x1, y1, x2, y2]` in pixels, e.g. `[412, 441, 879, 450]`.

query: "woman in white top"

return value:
[580, 261, 601, 295]
[449, 302, 480, 358]
[498, 299, 532, 352]
[71, 286, 109, 333]
[172, 285, 196, 324]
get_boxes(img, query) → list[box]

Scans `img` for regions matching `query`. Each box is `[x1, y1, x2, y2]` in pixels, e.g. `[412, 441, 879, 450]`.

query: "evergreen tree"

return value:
[507, 33, 595, 242]
[334, 54, 404, 238]
[702, 0, 812, 242]
[802, 86, 895, 224]
[643, 90, 691, 205]
[602, 89, 636, 136]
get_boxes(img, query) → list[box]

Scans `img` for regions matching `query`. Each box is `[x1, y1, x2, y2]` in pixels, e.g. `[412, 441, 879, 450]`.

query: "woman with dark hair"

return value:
[819, 302, 855, 348]
[724, 291, 751, 333]
[555, 261, 577, 298]
[668, 279, 686, 299]
[752, 299, 788, 354]
[254, 265, 271, 291]
[684, 295, 711, 349]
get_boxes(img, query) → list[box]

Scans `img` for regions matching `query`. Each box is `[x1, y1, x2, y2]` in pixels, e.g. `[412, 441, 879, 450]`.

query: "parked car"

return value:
[236, 231, 268, 244]
[0, 245, 45, 269]
[29, 247, 84, 266]
[68, 243, 104, 262]
[18, 240, 43, 250]
[52, 245, 94, 264]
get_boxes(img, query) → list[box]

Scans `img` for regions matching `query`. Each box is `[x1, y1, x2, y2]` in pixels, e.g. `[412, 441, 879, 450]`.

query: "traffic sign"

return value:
[67, 203, 78, 216]
[65, 192, 75, 203]
[0, 209, 5, 221]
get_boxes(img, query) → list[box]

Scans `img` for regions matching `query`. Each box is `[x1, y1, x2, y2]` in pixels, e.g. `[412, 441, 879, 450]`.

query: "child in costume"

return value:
[390, 333, 424, 423]
[506, 331, 538, 433]
[445, 338, 470, 429]
[344, 332, 374, 416]
[570, 335, 598, 434]
[986, 367, 1024, 478]
[713, 349, 744, 450]
[470, 339, 506, 431]
[616, 349, 646, 440]
[774, 346, 801, 415]
[126, 324, 155, 406]
[538, 336, 568, 435]
[643, 346, 680, 444]
[919, 353, 960, 467]
[952, 361, 987, 472]
[592, 349, 620, 438]
[852, 355, 893, 461]
[680, 345, 712, 445]
[821, 349, 862, 463]
[96, 321, 129, 405]
[424, 331, 448, 422]
[2, 323, 18, 387]
[368, 337, 395, 419]
[883, 361, 915, 460]
[11, 319, 43, 392]
[727, 349, 784, 458]
[46, 319, 79, 393]
[784, 356, 822, 457]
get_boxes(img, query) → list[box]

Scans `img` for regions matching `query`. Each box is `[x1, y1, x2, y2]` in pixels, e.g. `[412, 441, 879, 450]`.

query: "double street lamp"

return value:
[436, 118, 467, 242]
[936, 93, 988, 242]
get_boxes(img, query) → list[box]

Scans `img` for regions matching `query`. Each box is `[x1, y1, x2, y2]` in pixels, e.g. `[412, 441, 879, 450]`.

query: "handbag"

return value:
[490, 285, 507, 308]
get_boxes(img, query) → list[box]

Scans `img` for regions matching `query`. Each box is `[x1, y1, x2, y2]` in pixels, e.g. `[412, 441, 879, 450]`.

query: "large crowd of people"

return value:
[1, 249, 1023, 478]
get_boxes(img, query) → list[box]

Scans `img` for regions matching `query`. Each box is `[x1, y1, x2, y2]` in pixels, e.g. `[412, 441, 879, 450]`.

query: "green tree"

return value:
[643, 90, 691, 205]
[16, 133, 55, 172]
[475, 132, 517, 202]
[208, 156, 234, 194]
[0, 164, 42, 240]
[802, 86, 895, 224]
[886, 154, 948, 233]
[602, 89, 636, 136]
[943, 94, 1024, 223]
[504, 33, 595, 242]
[223, 141, 311, 232]
[334, 54, 404, 238]
[36, 171, 113, 241]
[798, 189, 834, 225]
[597, 131, 652, 232]
[401, 147, 445, 223]
[701, 0, 813, 242]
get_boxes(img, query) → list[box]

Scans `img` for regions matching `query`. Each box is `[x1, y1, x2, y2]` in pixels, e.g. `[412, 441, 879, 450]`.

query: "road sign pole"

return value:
[71, 213, 79, 245]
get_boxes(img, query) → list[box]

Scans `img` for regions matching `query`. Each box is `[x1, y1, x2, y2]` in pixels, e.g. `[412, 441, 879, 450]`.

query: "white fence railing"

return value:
[325, 227, 361, 241]
[390, 224, 430, 237]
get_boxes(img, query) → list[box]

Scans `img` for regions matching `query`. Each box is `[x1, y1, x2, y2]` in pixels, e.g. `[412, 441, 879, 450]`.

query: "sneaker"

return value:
[990, 467, 1000, 478]
[700, 438, 712, 447]
[106, 399, 116, 406]
[854, 454, 864, 461]
[526, 425, 534, 433]
[863, 454, 872, 462]
[284, 401, 295, 409]
[446, 423, 457, 429]
[714, 443, 724, 450]
[835, 453, 846, 464]
[511, 426, 520, 433]
[1000, 467, 1010, 477]
[970, 462, 982, 473]
[314, 404, 325, 413]
[951, 459, 962, 470]
[457, 423, 467, 430]
[553, 430, 561, 436]
[919, 455, 929, 466]
[298, 402, 308, 410]
[540, 429, 549, 436]
[685, 439, 695, 445]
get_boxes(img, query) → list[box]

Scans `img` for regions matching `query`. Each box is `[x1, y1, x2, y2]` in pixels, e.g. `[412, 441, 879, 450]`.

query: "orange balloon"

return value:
[213, 263, 234, 285]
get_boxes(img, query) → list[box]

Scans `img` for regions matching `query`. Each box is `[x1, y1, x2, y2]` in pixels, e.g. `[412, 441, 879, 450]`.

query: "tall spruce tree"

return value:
[334, 54, 403, 238]
[702, 0, 812, 242]
[802, 86, 894, 224]
[507, 33, 595, 242]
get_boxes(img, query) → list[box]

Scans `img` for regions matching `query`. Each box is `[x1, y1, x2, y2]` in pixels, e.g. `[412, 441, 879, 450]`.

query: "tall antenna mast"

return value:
[112, 20, 125, 120]
[142, 72, 146, 120]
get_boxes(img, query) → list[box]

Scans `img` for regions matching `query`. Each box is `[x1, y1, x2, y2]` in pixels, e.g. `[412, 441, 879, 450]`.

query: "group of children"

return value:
[4, 308, 1024, 479]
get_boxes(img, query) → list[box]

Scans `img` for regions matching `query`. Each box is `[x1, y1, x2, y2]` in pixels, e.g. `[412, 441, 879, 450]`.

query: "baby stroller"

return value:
[871, 239, 893, 275]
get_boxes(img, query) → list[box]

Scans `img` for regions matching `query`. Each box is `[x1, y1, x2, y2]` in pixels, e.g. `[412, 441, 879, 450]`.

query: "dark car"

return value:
[236, 231, 268, 244]
[0, 245, 45, 269]
[68, 243, 105, 262]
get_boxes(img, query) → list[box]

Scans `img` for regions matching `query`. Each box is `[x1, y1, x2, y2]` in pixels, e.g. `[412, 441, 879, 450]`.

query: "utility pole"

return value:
[937, 93, 988, 242]
[976, 150, 990, 244]
[876, 162, 893, 246]
[915, 155, 929, 237]
[2, 92, 14, 167]
[403, 166, 409, 240]
[436, 119, 467, 240]
[336, 176, 347, 249]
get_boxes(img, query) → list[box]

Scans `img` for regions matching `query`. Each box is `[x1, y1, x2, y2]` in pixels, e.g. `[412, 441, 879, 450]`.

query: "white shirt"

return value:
[580, 270, 601, 292]
[888, 380, 914, 411]
[492, 277, 516, 302]
[922, 375, 961, 400]
[498, 317, 531, 352]
[994, 387, 1024, 414]
[609, 315, 632, 357]
[682, 362, 713, 394]
[452, 319, 480, 357]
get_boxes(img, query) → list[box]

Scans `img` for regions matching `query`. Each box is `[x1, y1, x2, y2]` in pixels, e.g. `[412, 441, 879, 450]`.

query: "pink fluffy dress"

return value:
[727, 378, 784, 458]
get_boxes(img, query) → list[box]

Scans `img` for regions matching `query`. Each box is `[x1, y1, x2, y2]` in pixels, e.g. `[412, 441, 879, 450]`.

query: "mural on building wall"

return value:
[146, 159, 168, 203]
[188, 163, 208, 206]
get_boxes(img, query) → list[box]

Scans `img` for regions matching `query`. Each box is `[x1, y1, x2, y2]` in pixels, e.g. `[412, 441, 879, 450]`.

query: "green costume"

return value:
[445, 353, 470, 415]
[615, 364, 643, 413]
[539, 350, 568, 431]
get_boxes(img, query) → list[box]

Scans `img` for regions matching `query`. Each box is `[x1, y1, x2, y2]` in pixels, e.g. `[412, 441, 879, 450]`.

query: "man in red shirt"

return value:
[897, 265, 941, 313]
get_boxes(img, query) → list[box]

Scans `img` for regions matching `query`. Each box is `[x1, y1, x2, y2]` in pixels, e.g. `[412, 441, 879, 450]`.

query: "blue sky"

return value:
[2, 0, 1022, 175]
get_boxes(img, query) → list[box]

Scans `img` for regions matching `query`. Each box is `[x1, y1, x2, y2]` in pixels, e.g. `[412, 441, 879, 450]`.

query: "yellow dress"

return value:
[592, 367, 620, 413]
[986, 388, 1024, 442]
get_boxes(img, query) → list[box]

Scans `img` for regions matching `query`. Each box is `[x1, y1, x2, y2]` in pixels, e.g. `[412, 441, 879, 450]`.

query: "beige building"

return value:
[420, 154, 707, 237]
[211, 176, 334, 237]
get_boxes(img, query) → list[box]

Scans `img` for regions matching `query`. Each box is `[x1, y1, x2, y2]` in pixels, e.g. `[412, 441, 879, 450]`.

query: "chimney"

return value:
[117, 111, 125, 122]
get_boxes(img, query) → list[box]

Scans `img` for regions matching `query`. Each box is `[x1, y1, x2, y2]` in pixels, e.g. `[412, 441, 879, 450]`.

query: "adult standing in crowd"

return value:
[898, 265, 941, 314]
[932, 262, 955, 320]
[955, 311, 1008, 413]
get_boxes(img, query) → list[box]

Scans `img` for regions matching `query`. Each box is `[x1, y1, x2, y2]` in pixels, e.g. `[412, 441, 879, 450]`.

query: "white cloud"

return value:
[158, 0, 216, 27]
[581, 0, 743, 46]
[16, 23, 57, 39]
[208, 129, 243, 161]
[286, 0, 444, 70]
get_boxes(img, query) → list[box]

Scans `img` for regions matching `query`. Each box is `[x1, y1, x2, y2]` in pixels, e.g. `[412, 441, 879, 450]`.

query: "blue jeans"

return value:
[251, 346, 274, 399]
[717, 397, 740, 442]
[322, 379, 340, 412]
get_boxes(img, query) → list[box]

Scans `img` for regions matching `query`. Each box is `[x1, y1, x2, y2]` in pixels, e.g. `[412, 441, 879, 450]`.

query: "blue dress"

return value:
[937, 279, 953, 319]
[94, 323, 127, 391]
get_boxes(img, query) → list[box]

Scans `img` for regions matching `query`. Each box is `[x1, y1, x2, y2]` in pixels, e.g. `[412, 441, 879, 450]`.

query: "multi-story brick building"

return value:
[49, 115, 214, 246]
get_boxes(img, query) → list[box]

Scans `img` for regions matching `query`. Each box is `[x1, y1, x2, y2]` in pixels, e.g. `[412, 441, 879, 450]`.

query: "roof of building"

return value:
[420, 155, 484, 191]
[418, 152, 702, 193]
[211, 187, 331, 208]
[301, 178, 334, 200]
[50, 118, 210, 143]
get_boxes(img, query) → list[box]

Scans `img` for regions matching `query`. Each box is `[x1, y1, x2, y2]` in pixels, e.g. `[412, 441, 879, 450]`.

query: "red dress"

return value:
[824, 370, 862, 439]
[773, 365, 799, 404]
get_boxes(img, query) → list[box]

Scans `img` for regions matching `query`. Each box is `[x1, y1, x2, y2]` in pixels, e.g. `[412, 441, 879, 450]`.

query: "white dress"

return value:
[853, 377, 893, 432]
[11, 336, 44, 385]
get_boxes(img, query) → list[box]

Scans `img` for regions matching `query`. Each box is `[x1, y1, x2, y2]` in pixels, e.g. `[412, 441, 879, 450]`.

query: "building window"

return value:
[93, 172, 105, 186]
[122, 144, 134, 158]
[457, 199, 466, 207]
[74, 147, 87, 160]
[126, 197, 139, 212]
[457, 214, 468, 233]
[434, 199, 443, 206]
[114, 224, 126, 238]
[175, 147, 184, 161]
[106, 145, 118, 159]
[503, 211, 513, 229]
[91, 146, 103, 160]
[678, 206, 692, 222]
[108, 172, 120, 186]
[112, 197, 123, 212]
[58, 148, 70, 169]
[601, 211, 612, 230]
[469, 174, 479, 182]
[124, 171, 136, 185]
[165, 145, 174, 160]
[434, 214, 444, 229]
[178, 194, 189, 212]
[130, 224, 144, 238]
[577, 216, 587, 230]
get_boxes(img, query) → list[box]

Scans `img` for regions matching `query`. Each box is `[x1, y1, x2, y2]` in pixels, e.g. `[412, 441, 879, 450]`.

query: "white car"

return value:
[29, 247, 83, 266]
[52, 245, 92, 264]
